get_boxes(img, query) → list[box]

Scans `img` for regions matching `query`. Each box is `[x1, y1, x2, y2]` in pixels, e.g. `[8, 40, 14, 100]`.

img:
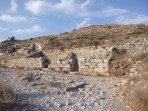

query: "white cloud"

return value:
[99, 6, 129, 17]
[115, 14, 148, 24]
[25, 0, 91, 16]
[9, 0, 18, 13]
[0, 14, 28, 23]
[12, 25, 44, 34]
[24, 0, 131, 18]
[0, 26, 8, 31]
[54, 0, 91, 16]
[77, 18, 91, 29]
[25, 0, 52, 15]
[24, 0, 148, 25]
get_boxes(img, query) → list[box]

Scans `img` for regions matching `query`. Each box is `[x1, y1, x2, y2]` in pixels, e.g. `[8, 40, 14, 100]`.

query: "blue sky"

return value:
[0, 0, 148, 41]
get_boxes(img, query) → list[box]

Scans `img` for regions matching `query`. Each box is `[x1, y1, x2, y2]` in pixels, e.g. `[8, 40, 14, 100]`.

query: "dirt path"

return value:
[0, 68, 132, 111]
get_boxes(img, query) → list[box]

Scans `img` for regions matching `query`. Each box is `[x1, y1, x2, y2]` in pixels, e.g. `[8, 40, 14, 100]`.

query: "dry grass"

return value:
[40, 24, 148, 50]
[127, 85, 148, 111]
[132, 88, 148, 111]
[125, 75, 148, 111]
[131, 52, 148, 74]
[132, 52, 148, 62]
[0, 83, 16, 105]
[0, 24, 147, 54]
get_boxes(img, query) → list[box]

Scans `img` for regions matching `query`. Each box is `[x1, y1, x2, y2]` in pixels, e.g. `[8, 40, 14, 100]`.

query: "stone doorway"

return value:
[42, 58, 50, 68]
[44, 59, 49, 68]
[69, 53, 79, 72]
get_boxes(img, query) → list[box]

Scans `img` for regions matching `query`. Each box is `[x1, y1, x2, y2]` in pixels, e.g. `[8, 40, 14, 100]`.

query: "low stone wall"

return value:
[114, 38, 148, 54]
[1, 57, 44, 69]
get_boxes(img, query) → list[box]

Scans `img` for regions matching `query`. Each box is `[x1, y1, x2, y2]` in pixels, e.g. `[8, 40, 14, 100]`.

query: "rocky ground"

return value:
[0, 68, 132, 111]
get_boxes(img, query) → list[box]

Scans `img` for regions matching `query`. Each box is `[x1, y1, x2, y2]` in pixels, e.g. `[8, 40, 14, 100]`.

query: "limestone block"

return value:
[94, 67, 106, 73]
[103, 59, 108, 63]
[90, 58, 94, 63]
[129, 73, 136, 76]
[88, 68, 94, 72]
[84, 63, 90, 66]
[62, 61, 66, 65]
[85, 65, 89, 69]
[103, 67, 108, 72]
[98, 48, 105, 52]
[79, 66, 85, 69]
[54, 67, 62, 71]
[130, 68, 136, 73]
[79, 57, 85, 62]
[80, 68, 85, 71]
[57, 60, 62, 65]
[62, 68, 69, 71]
[65, 64, 70, 68]
[94, 59, 103, 63]
[94, 68, 100, 72]
[81, 62, 85, 65]
[98, 63, 108, 68]
[89, 64, 98, 68]
[78, 62, 82, 65]
[85, 59, 90, 63]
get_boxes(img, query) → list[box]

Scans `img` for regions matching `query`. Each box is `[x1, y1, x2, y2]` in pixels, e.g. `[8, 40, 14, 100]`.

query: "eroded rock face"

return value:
[109, 59, 132, 76]
[108, 48, 134, 76]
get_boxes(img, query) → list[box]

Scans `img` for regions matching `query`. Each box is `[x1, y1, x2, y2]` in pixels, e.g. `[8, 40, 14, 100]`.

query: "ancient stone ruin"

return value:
[0, 37, 148, 76]
[1, 51, 50, 69]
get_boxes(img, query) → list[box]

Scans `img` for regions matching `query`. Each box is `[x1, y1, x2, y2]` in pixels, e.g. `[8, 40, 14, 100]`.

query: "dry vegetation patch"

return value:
[0, 83, 16, 105]
[125, 75, 148, 111]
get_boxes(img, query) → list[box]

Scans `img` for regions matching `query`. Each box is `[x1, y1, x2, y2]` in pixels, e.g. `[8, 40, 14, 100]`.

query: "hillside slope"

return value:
[1, 24, 147, 52]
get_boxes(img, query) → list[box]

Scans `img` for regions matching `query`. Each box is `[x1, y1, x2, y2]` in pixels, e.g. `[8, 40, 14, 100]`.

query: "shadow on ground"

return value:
[0, 103, 45, 111]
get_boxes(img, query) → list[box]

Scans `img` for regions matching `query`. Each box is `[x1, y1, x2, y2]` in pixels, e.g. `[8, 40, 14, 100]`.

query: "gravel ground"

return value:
[0, 68, 132, 111]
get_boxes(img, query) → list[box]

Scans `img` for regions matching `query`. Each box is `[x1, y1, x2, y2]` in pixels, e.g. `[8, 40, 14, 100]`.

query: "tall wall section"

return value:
[44, 46, 110, 75]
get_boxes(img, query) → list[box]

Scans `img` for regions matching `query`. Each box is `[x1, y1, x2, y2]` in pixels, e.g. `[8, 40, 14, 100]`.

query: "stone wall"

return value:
[1, 57, 46, 69]
[45, 46, 110, 75]
[44, 42, 147, 76]
[109, 38, 148, 76]
[16, 43, 38, 55]
[114, 38, 148, 54]
[78, 57, 108, 75]
[1, 38, 148, 76]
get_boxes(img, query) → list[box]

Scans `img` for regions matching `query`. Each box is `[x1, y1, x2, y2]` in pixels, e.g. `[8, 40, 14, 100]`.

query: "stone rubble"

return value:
[0, 69, 132, 111]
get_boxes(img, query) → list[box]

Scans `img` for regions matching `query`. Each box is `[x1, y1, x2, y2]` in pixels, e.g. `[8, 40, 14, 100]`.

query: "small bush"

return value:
[106, 25, 112, 29]
[129, 86, 148, 111]
[126, 75, 148, 111]
[0, 83, 16, 105]
[132, 52, 148, 62]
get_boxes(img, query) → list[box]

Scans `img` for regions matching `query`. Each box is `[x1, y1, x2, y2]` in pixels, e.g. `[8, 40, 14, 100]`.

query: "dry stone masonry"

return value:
[1, 38, 148, 76]
[78, 57, 108, 75]
[47, 46, 110, 75]
[114, 38, 148, 54]
[2, 57, 47, 69]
